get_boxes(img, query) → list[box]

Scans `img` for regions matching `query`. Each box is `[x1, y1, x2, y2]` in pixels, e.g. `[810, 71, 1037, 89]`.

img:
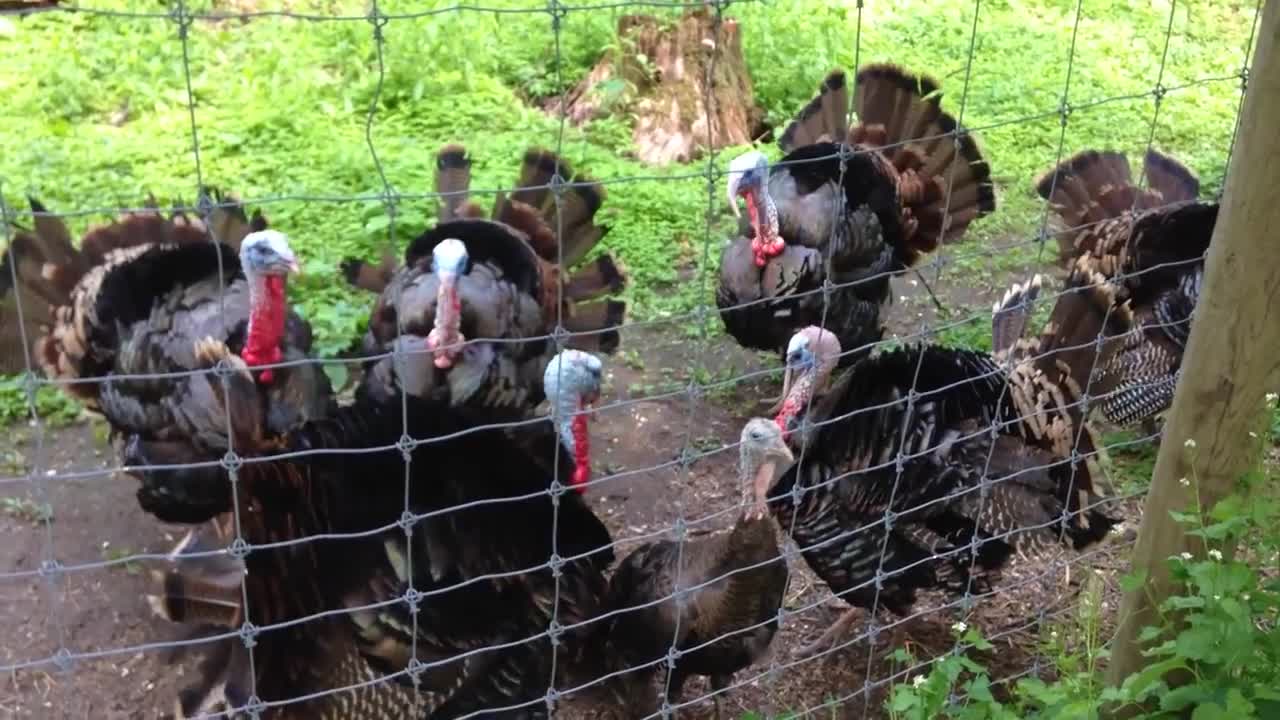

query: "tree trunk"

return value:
[1104, 0, 1280, 712]
[555, 9, 763, 166]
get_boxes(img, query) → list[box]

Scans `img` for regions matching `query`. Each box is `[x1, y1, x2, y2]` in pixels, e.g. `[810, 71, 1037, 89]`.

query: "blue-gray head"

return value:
[239, 230, 299, 276]
[725, 150, 770, 219]
[431, 237, 469, 277]
[775, 326, 842, 433]
[738, 417, 795, 519]
[543, 349, 604, 494]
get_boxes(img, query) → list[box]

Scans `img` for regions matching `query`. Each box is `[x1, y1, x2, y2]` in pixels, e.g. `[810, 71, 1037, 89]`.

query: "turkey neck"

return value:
[747, 186, 781, 249]
[774, 368, 815, 433]
[695, 456, 783, 617]
[553, 391, 591, 494]
[241, 273, 287, 383]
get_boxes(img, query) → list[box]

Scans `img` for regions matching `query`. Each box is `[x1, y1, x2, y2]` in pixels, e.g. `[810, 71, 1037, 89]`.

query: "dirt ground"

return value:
[0, 260, 1145, 719]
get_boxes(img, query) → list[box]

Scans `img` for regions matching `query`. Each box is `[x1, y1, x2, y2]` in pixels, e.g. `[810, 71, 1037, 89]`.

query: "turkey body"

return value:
[718, 64, 996, 363]
[1035, 149, 1215, 428]
[770, 345, 1117, 621]
[351, 145, 626, 421]
[147, 343, 614, 719]
[0, 200, 335, 522]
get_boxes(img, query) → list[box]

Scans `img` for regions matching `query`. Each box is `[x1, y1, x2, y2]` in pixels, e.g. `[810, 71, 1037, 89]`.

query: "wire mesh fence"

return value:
[0, 0, 1265, 718]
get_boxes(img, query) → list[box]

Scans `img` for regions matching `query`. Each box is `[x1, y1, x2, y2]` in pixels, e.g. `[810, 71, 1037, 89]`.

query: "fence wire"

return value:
[0, 0, 1264, 718]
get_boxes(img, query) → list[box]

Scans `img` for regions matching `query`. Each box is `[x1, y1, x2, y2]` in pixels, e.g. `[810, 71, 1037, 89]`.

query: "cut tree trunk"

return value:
[553, 9, 764, 166]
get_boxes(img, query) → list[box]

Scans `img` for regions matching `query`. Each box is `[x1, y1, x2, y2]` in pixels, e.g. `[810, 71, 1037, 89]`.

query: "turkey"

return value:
[766, 267, 1127, 657]
[345, 145, 626, 419]
[143, 344, 615, 718]
[1034, 148, 1216, 431]
[717, 64, 996, 379]
[595, 418, 793, 720]
[3, 197, 335, 523]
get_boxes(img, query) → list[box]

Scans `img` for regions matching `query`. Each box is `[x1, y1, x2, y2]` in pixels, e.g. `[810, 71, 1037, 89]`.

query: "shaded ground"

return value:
[0, 255, 1145, 719]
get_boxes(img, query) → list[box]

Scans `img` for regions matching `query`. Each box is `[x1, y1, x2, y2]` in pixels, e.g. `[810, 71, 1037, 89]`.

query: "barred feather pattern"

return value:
[769, 346, 1115, 618]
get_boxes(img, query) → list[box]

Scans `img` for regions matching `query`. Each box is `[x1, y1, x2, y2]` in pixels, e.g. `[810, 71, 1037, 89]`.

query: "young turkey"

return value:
[346, 145, 626, 421]
[717, 64, 996, 387]
[766, 266, 1127, 657]
[596, 418, 793, 720]
[0, 196, 334, 523]
[143, 344, 615, 719]
[1034, 148, 1215, 432]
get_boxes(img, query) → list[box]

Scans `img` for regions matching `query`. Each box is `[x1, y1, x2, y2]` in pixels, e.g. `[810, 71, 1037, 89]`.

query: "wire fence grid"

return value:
[0, 0, 1264, 718]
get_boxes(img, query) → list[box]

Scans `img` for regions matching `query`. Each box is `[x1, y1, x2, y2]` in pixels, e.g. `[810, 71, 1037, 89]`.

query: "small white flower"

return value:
[1242, 593, 1251, 601]
[1179, 477, 1191, 487]
[1212, 595, 1221, 602]
[952, 621, 968, 634]
[912, 675, 927, 688]
[1249, 431, 1258, 438]
[1050, 631, 1059, 639]
[1180, 552, 1193, 561]
[1266, 392, 1277, 404]
[1208, 549, 1223, 561]
[1101, 601, 1109, 610]
[1184, 438, 1197, 449]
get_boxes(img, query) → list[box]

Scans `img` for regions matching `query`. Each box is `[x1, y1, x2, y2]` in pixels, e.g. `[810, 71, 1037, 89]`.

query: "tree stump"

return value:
[555, 9, 764, 166]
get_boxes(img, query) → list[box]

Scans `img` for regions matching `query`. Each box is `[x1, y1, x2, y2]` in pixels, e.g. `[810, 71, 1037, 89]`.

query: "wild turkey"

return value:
[1034, 148, 1216, 430]
[2, 197, 335, 523]
[766, 267, 1127, 657]
[717, 64, 996, 376]
[595, 418, 793, 720]
[349, 145, 626, 422]
[144, 344, 614, 718]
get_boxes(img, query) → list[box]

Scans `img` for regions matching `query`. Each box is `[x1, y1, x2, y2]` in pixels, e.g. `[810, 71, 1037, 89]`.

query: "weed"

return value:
[1, 496, 54, 525]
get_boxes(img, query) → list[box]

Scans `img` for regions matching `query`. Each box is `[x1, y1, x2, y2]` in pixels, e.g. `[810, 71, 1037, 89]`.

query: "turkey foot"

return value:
[792, 607, 861, 660]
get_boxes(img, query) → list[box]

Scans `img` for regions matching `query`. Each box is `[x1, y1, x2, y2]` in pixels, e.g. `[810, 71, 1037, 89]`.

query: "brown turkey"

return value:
[1034, 148, 1215, 431]
[593, 418, 793, 720]
[717, 64, 996, 386]
[143, 344, 615, 719]
[348, 145, 627, 423]
[0, 196, 335, 523]
[766, 265, 1127, 657]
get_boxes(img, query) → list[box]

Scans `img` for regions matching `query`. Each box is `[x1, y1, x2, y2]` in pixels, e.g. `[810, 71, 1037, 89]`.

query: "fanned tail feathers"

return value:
[1032, 262, 1133, 397]
[848, 63, 996, 257]
[991, 274, 1042, 364]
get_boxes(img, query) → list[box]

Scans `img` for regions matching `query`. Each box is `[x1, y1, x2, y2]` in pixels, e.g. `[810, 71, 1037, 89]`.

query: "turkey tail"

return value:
[148, 522, 244, 628]
[1032, 263, 1133, 401]
[436, 143, 474, 223]
[1034, 149, 1194, 266]
[778, 69, 850, 153]
[563, 255, 625, 302]
[991, 274, 1042, 362]
[1143, 149, 1200, 204]
[339, 247, 397, 294]
[849, 63, 996, 257]
[203, 188, 268, 252]
[561, 299, 625, 354]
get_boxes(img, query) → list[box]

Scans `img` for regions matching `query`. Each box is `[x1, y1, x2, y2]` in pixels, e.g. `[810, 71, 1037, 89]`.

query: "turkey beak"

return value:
[727, 175, 742, 219]
[286, 257, 301, 275]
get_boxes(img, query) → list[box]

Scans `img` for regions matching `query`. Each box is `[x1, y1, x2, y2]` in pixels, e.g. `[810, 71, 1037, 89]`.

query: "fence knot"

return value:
[228, 537, 251, 560]
[396, 433, 417, 459]
[52, 647, 74, 672]
[546, 618, 564, 647]
[398, 510, 416, 535]
[38, 558, 61, 578]
[1151, 82, 1167, 103]
[1057, 100, 1073, 127]
[547, 552, 564, 579]
[403, 587, 423, 614]
[220, 450, 243, 473]
[238, 620, 260, 649]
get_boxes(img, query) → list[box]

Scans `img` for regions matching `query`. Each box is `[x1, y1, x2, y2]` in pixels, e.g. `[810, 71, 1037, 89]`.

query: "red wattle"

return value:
[241, 275, 287, 384]
[570, 411, 590, 494]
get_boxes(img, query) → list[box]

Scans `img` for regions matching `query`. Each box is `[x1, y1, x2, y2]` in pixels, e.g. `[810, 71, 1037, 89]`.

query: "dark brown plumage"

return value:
[718, 64, 997, 365]
[766, 267, 1127, 657]
[1034, 148, 1214, 428]
[348, 145, 626, 421]
[143, 341, 615, 719]
[595, 419, 792, 718]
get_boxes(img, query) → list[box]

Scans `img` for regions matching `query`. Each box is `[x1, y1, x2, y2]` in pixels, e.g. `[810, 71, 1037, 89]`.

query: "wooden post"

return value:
[1105, 0, 1280, 698]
